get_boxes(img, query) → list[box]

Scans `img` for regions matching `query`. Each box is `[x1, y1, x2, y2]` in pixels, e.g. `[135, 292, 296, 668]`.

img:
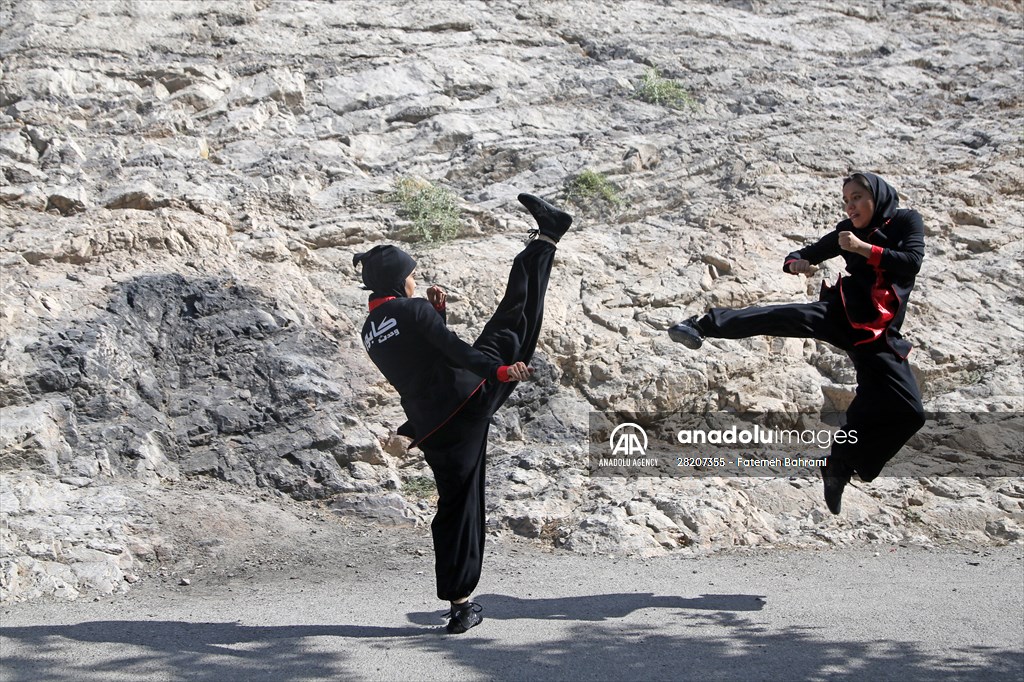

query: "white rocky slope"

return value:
[0, 0, 1021, 602]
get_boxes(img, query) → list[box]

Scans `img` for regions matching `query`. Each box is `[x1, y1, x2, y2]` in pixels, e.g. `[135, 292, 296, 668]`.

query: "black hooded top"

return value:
[783, 172, 925, 358]
[355, 245, 503, 449]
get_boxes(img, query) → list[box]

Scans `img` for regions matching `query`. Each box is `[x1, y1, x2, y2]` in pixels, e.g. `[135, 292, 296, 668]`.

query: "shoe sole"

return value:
[668, 328, 703, 349]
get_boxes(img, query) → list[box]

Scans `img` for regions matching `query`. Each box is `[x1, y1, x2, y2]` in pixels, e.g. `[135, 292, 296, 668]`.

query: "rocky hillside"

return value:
[1, 0, 1022, 602]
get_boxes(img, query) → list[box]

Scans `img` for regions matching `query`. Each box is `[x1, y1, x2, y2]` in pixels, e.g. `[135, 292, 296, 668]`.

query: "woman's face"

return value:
[843, 181, 875, 229]
[404, 271, 416, 297]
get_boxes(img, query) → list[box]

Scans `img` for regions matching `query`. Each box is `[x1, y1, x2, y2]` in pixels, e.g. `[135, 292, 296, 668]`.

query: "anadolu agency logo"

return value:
[598, 423, 658, 468]
[611, 422, 648, 456]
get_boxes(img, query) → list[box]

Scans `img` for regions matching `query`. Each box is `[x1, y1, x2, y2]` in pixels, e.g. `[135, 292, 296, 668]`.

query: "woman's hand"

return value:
[788, 259, 819, 275]
[838, 231, 872, 257]
[504, 361, 531, 382]
[426, 285, 446, 309]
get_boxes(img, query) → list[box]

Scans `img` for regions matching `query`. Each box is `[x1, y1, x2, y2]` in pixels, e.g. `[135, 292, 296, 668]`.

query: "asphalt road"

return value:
[2, 544, 1022, 681]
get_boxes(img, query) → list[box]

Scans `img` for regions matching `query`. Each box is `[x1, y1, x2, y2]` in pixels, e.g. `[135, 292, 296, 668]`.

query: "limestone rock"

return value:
[0, 0, 1021, 602]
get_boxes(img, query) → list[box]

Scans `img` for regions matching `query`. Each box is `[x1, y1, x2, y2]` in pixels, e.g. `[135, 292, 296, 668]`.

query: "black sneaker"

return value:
[820, 459, 852, 515]
[668, 316, 704, 349]
[518, 193, 573, 243]
[445, 601, 483, 634]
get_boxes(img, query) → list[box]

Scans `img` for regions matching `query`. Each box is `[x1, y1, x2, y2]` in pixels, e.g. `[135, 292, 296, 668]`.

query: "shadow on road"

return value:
[0, 620, 433, 682]
[406, 591, 765, 625]
[414, 608, 1023, 682]
[1, 596, 1020, 681]
[403, 592, 1021, 680]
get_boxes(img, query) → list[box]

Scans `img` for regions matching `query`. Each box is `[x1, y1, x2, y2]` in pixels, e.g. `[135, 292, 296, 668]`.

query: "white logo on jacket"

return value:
[364, 316, 400, 351]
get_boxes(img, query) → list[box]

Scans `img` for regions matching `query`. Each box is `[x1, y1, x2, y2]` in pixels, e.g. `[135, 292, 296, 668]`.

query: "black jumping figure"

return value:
[669, 172, 926, 514]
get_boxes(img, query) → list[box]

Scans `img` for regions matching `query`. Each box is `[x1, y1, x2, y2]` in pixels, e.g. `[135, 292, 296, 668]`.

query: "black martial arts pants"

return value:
[421, 239, 556, 601]
[698, 301, 925, 481]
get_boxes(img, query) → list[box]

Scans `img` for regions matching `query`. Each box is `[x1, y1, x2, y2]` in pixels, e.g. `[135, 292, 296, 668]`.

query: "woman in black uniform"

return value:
[668, 172, 926, 514]
[355, 193, 572, 633]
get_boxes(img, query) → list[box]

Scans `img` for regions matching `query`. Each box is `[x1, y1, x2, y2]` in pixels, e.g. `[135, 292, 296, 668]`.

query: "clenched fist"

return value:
[427, 285, 447, 308]
[787, 259, 819, 275]
[838, 231, 871, 257]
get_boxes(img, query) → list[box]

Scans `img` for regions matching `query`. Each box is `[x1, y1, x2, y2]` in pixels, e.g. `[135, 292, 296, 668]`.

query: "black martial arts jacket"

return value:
[362, 296, 501, 449]
[785, 198, 925, 358]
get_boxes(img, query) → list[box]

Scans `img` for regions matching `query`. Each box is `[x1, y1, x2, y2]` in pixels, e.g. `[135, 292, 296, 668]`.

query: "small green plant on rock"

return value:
[403, 476, 437, 499]
[566, 169, 623, 208]
[388, 177, 461, 244]
[636, 68, 697, 110]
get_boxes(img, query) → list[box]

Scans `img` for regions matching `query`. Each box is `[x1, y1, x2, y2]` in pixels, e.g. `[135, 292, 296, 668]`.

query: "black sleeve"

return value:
[784, 230, 842, 272]
[412, 300, 500, 380]
[877, 211, 925, 276]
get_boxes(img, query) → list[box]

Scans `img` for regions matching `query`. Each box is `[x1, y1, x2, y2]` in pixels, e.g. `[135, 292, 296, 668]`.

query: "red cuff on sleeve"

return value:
[433, 302, 446, 313]
[783, 259, 798, 273]
[867, 245, 883, 267]
[497, 366, 511, 383]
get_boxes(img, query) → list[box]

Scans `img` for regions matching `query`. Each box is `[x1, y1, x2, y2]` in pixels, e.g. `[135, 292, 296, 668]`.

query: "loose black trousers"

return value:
[420, 239, 555, 601]
[699, 301, 925, 481]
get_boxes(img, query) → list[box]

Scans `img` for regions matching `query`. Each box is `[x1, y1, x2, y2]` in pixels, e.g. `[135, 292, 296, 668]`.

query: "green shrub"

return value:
[566, 169, 623, 208]
[388, 177, 461, 244]
[636, 68, 697, 110]
[403, 476, 437, 499]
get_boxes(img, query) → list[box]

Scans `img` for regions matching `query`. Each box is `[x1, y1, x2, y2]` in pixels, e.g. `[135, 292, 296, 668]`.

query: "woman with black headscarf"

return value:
[354, 193, 572, 634]
[668, 172, 926, 514]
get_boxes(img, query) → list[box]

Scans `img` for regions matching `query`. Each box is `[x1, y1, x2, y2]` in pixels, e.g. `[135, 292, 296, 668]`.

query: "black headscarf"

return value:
[352, 245, 416, 299]
[848, 172, 900, 229]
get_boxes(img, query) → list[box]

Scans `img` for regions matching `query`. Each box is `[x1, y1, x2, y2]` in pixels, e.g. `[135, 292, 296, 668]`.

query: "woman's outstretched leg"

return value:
[670, 301, 850, 350]
[474, 239, 555, 362]
[472, 194, 571, 414]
